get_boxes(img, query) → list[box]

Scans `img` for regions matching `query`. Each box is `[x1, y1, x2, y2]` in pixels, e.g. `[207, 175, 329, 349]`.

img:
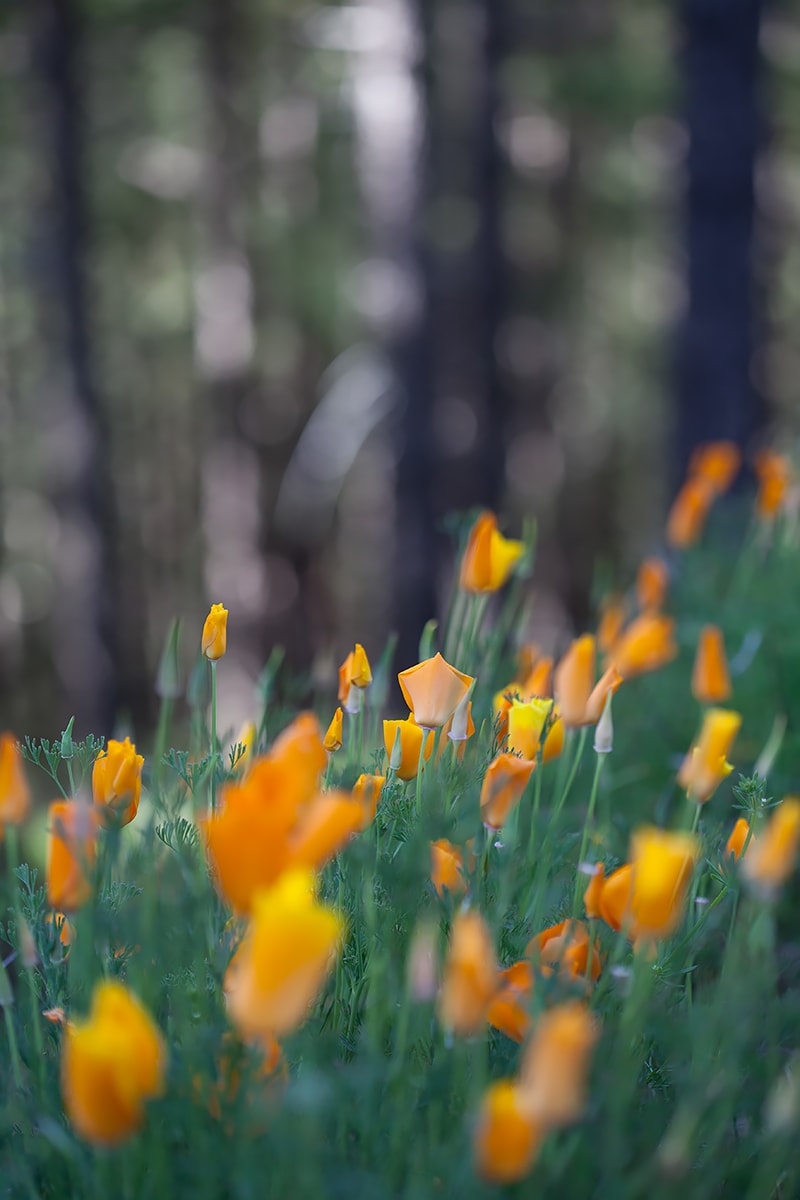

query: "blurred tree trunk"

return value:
[476, 0, 507, 508]
[676, 0, 766, 483]
[391, 0, 437, 671]
[35, 0, 116, 732]
[198, 0, 267, 696]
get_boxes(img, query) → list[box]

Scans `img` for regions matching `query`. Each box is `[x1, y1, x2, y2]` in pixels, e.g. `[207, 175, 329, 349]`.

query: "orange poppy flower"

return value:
[519, 1002, 599, 1129]
[398, 653, 474, 730]
[0, 733, 30, 831]
[92, 737, 144, 827]
[666, 477, 715, 549]
[460, 511, 525, 593]
[47, 801, 100, 912]
[480, 753, 536, 830]
[430, 839, 466, 898]
[487, 961, 533, 1043]
[383, 717, 433, 782]
[353, 774, 385, 827]
[438, 909, 498, 1037]
[225, 871, 344, 1041]
[202, 603, 228, 661]
[725, 817, 753, 863]
[678, 708, 741, 803]
[691, 626, 731, 705]
[554, 636, 595, 728]
[742, 798, 800, 893]
[474, 1080, 543, 1184]
[636, 557, 669, 612]
[690, 441, 741, 494]
[526, 920, 602, 982]
[612, 614, 677, 679]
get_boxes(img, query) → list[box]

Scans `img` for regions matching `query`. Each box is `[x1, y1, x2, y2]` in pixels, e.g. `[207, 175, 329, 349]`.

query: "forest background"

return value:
[0, 0, 794, 742]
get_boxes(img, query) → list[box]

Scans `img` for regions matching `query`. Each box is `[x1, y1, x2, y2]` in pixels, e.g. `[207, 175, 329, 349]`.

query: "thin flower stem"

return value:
[6, 829, 45, 1092]
[210, 660, 218, 814]
[572, 754, 605, 917]
[660, 884, 729, 973]
[152, 695, 173, 796]
[3, 1003, 22, 1089]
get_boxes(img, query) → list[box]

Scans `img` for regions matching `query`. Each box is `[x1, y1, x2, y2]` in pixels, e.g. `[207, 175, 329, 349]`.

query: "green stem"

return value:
[3, 1003, 22, 1089]
[572, 754, 605, 917]
[210, 660, 218, 814]
[152, 695, 173, 797]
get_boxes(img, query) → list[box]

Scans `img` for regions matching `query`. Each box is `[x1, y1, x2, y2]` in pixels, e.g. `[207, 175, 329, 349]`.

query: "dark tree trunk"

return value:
[476, 0, 507, 508]
[392, 0, 437, 671]
[35, 0, 116, 732]
[676, 0, 766, 484]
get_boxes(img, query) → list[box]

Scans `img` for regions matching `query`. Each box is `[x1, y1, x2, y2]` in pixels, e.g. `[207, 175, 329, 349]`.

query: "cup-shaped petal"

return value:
[398, 653, 474, 730]
[383, 717, 432, 781]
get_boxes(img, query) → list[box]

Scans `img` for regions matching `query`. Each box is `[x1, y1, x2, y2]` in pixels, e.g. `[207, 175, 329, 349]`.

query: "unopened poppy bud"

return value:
[691, 626, 731, 705]
[593, 691, 614, 754]
[18, 917, 38, 969]
[202, 604, 228, 661]
[407, 919, 440, 1001]
[323, 708, 343, 753]
[448, 690, 474, 742]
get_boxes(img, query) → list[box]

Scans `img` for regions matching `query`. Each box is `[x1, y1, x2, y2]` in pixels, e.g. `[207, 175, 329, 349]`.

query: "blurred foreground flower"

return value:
[636, 558, 669, 612]
[62, 980, 166, 1146]
[225, 870, 344, 1041]
[353, 773, 385, 827]
[47, 800, 100, 912]
[0, 733, 30, 832]
[202, 602, 228, 660]
[460, 511, 525, 593]
[438, 909, 498, 1036]
[487, 961, 533, 1043]
[526, 920, 602, 982]
[474, 1081, 543, 1183]
[480, 753, 535, 830]
[597, 827, 699, 944]
[678, 708, 741, 803]
[430, 839, 466, 898]
[520, 1001, 599, 1128]
[92, 737, 144, 827]
[742, 798, 800, 894]
[554, 636, 622, 727]
[202, 713, 363, 913]
[611, 614, 677, 679]
[507, 698, 562, 763]
[666, 478, 715, 549]
[755, 451, 792, 522]
[398, 653, 474, 730]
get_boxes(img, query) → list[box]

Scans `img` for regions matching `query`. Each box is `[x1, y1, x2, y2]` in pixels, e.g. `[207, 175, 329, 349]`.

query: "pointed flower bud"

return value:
[742, 798, 800, 894]
[323, 708, 343, 753]
[202, 603, 228, 661]
[0, 734, 31, 830]
[691, 625, 731, 705]
[593, 690, 614, 755]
